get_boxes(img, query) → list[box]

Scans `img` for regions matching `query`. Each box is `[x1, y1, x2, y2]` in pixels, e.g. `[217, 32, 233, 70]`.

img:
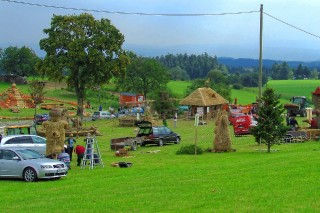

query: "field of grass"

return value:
[167, 80, 192, 98]
[1, 119, 320, 212]
[1, 80, 320, 211]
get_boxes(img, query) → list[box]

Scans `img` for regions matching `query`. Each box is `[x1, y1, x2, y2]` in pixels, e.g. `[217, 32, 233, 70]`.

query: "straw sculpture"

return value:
[213, 110, 233, 152]
[42, 108, 69, 159]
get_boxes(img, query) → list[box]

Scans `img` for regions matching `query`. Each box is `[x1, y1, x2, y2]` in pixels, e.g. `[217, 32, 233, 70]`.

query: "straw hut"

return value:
[179, 87, 229, 119]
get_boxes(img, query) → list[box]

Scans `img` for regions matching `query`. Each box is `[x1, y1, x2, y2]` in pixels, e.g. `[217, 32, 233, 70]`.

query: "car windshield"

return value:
[15, 149, 44, 160]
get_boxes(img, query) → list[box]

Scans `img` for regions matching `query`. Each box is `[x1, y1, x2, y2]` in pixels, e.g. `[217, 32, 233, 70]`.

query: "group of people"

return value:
[64, 134, 91, 166]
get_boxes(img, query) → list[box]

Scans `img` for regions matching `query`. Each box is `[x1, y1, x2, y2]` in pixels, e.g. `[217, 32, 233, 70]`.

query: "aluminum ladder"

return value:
[81, 135, 104, 169]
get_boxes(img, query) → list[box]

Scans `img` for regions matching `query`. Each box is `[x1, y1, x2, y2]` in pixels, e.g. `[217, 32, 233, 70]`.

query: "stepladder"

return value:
[81, 135, 104, 169]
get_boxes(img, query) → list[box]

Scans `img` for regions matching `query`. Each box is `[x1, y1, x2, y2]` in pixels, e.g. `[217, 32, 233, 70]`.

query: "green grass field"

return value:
[1, 80, 320, 212]
[1, 119, 320, 212]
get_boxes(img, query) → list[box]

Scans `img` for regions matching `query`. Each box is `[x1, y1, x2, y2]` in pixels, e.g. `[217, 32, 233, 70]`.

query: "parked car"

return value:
[228, 112, 246, 126]
[0, 147, 68, 182]
[136, 121, 181, 146]
[92, 111, 116, 121]
[115, 109, 130, 118]
[35, 114, 49, 125]
[0, 135, 47, 155]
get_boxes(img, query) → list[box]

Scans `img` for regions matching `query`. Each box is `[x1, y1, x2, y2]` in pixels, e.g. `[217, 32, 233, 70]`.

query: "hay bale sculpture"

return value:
[42, 108, 69, 159]
[213, 111, 234, 152]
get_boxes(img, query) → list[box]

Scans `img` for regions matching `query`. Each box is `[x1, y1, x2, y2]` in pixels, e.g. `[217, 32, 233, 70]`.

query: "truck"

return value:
[284, 96, 308, 117]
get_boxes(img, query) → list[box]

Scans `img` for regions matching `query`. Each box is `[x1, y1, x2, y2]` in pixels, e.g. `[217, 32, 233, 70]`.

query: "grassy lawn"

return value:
[1, 119, 320, 212]
[1, 80, 320, 212]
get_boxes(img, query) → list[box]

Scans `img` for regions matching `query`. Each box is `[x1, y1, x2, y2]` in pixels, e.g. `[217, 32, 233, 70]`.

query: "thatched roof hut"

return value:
[179, 87, 229, 119]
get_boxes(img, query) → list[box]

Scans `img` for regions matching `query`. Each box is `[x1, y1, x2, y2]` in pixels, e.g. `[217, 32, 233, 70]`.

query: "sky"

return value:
[1, 0, 320, 61]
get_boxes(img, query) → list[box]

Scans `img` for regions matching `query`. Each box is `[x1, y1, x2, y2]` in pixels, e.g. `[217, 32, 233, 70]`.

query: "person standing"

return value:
[75, 144, 85, 166]
[65, 134, 76, 161]
[289, 116, 299, 131]
[173, 113, 177, 128]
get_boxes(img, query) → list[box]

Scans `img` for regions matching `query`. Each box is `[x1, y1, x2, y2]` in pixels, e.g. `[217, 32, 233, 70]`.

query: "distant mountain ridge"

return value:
[217, 57, 320, 69]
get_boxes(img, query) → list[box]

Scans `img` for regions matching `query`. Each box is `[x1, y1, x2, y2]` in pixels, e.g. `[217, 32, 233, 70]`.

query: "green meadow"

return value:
[0, 80, 320, 212]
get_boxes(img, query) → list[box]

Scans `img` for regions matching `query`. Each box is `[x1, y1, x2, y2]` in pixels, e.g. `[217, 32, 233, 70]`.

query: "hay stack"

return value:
[213, 110, 233, 152]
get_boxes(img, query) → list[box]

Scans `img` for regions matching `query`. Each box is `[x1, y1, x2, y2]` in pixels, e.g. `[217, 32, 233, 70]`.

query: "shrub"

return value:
[233, 83, 243, 90]
[176, 144, 204, 155]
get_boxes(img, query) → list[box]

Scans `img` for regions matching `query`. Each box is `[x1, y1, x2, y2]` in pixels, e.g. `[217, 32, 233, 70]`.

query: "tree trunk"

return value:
[75, 84, 85, 121]
[267, 142, 271, 153]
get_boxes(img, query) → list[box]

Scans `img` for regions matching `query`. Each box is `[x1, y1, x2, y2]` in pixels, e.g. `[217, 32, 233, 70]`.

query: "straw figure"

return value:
[61, 108, 70, 123]
[70, 117, 82, 128]
[42, 108, 69, 159]
[213, 110, 233, 152]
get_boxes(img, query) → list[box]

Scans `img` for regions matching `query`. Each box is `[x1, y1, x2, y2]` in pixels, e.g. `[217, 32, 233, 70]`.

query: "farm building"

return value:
[119, 92, 144, 106]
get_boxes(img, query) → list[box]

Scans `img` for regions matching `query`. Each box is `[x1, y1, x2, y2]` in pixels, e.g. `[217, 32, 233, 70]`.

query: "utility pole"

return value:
[258, 4, 263, 104]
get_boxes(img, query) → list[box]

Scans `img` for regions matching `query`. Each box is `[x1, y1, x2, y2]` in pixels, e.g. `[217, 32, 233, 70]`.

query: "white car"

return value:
[0, 135, 46, 155]
[92, 111, 116, 121]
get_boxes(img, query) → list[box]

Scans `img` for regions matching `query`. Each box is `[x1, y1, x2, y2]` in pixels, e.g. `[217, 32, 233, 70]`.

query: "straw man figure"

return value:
[42, 108, 69, 159]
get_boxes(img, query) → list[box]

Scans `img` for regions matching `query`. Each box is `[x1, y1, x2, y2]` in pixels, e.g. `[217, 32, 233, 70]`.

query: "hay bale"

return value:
[213, 111, 233, 152]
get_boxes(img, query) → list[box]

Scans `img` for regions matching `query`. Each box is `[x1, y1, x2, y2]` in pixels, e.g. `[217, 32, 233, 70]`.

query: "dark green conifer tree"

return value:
[251, 88, 288, 152]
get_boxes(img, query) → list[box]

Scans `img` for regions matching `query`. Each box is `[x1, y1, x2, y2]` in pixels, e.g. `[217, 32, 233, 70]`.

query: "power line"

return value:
[0, 0, 259, 16]
[2, 0, 319, 39]
[264, 12, 320, 39]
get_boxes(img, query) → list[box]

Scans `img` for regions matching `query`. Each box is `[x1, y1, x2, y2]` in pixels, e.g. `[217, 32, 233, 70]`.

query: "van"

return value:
[92, 111, 115, 121]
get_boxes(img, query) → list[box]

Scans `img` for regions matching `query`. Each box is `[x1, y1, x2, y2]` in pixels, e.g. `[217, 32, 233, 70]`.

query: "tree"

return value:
[37, 13, 128, 117]
[310, 68, 319, 79]
[116, 54, 170, 100]
[250, 88, 288, 153]
[28, 79, 47, 117]
[0, 46, 40, 76]
[169, 66, 190, 80]
[270, 62, 290, 80]
[206, 69, 229, 85]
[185, 79, 231, 101]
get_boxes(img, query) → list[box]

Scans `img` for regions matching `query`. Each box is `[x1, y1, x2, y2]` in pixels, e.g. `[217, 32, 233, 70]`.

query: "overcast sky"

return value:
[1, 0, 320, 61]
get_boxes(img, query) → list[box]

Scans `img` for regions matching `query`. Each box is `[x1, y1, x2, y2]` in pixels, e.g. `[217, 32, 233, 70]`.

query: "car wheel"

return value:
[174, 137, 180, 144]
[158, 139, 163, 146]
[23, 167, 37, 182]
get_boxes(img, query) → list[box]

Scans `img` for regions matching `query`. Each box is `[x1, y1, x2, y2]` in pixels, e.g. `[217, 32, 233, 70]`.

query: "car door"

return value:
[1, 150, 22, 177]
[163, 127, 175, 142]
[31, 136, 46, 155]
[159, 127, 171, 142]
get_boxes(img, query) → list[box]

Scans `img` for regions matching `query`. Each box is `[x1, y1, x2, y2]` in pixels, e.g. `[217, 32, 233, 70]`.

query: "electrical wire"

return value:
[0, 0, 259, 16]
[1, 0, 319, 39]
[264, 12, 320, 39]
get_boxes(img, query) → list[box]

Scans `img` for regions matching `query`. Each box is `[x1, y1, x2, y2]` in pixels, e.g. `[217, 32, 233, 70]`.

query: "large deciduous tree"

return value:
[0, 46, 40, 76]
[37, 13, 128, 117]
[250, 88, 288, 153]
[116, 54, 170, 100]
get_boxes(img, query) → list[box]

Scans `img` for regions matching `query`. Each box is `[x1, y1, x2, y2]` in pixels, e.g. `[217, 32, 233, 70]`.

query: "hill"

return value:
[218, 57, 320, 69]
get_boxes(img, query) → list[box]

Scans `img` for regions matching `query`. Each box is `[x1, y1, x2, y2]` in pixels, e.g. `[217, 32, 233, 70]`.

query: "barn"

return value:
[119, 92, 144, 106]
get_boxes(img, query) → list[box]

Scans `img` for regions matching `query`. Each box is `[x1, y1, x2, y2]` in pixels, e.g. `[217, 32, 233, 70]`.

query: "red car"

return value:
[228, 113, 246, 126]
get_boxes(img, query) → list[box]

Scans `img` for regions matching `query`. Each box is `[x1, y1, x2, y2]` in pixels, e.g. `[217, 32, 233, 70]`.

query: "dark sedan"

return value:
[136, 121, 181, 146]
